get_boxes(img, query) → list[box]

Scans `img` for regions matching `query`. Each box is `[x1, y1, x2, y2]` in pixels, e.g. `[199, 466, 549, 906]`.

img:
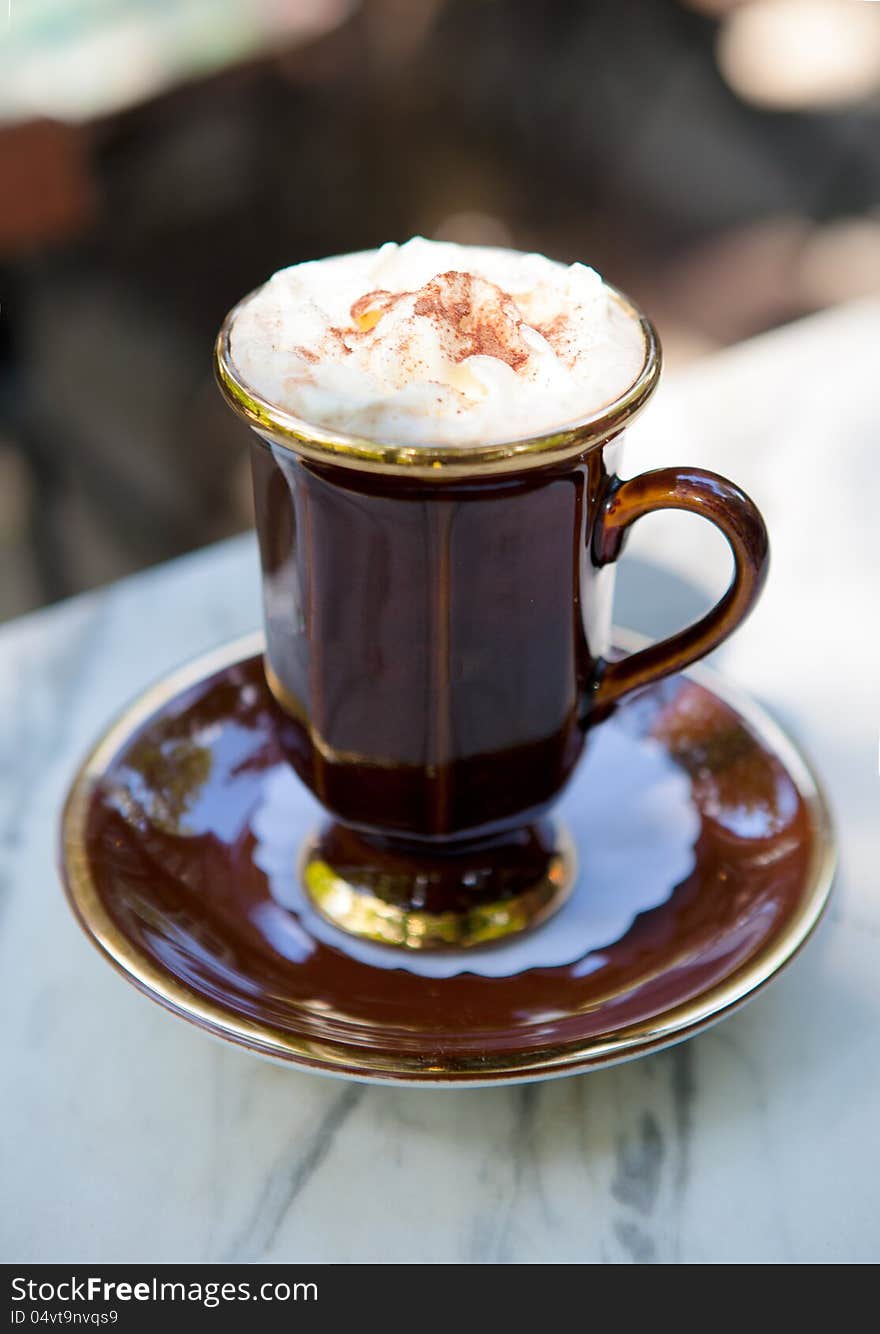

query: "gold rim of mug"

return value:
[58, 630, 837, 1085]
[213, 285, 661, 479]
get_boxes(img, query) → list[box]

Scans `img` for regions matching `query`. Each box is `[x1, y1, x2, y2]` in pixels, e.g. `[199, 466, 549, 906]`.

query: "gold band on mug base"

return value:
[300, 827, 576, 950]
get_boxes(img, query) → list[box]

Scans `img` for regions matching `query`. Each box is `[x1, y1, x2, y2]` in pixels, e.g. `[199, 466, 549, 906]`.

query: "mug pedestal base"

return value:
[299, 821, 575, 950]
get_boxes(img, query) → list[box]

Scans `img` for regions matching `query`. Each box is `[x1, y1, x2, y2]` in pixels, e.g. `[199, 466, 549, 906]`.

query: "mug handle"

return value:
[591, 467, 770, 712]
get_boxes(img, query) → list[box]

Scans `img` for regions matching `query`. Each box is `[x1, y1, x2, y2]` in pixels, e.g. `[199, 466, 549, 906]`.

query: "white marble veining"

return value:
[1, 303, 878, 1263]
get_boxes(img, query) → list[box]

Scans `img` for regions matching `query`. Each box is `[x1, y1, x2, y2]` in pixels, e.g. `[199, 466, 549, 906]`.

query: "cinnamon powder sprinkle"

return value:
[344, 270, 533, 371]
[327, 326, 353, 354]
[411, 271, 529, 370]
[298, 270, 573, 375]
[534, 315, 566, 346]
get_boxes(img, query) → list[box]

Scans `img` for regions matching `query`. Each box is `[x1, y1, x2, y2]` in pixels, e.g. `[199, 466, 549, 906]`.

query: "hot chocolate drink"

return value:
[216, 242, 768, 949]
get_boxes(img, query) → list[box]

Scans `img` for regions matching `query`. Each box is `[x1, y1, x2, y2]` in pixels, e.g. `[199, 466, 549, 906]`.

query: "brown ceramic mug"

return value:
[216, 289, 769, 950]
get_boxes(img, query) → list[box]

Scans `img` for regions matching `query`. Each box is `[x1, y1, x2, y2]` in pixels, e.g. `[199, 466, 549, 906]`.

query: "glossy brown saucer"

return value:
[59, 632, 835, 1086]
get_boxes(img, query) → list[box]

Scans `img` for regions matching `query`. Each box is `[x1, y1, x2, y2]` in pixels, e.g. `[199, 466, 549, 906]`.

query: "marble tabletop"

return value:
[2, 301, 878, 1264]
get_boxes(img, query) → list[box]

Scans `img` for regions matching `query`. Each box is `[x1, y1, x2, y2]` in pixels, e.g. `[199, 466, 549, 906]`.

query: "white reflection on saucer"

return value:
[252, 718, 699, 979]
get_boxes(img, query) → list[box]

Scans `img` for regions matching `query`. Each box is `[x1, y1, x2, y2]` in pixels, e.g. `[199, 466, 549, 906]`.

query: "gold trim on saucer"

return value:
[214, 285, 661, 480]
[300, 827, 575, 950]
[59, 631, 837, 1086]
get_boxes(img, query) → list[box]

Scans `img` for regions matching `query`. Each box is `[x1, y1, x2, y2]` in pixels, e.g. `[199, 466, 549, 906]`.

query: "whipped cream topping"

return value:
[229, 238, 647, 447]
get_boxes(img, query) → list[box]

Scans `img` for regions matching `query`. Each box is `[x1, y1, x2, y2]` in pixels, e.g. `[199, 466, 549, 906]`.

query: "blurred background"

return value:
[2, 0, 879, 621]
